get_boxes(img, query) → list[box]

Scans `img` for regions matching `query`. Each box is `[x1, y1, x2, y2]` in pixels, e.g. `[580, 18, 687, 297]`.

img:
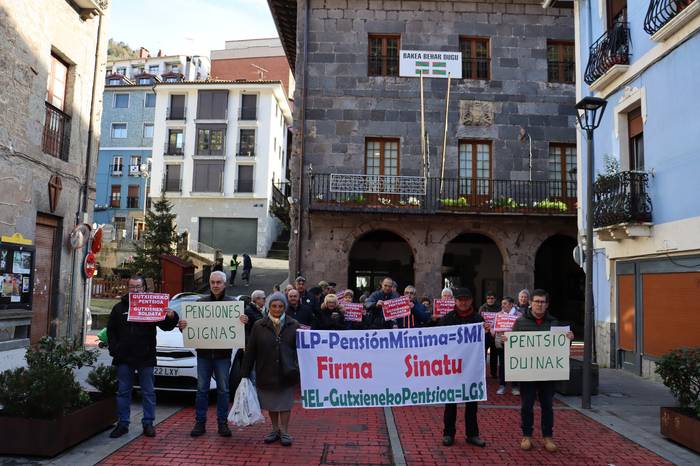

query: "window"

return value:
[628, 107, 644, 171]
[196, 125, 226, 155]
[238, 129, 256, 156]
[192, 160, 224, 192]
[108, 78, 121, 85]
[368, 35, 400, 76]
[547, 41, 575, 84]
[607, 0, 627, 29]
[111, 156, 123, 174]
[111, 123, 127, 138]
[110, 185, 121, 207]
[458, 141, 491, 196]
[114, 93, 129, 108]
[145, 93, 156, 107]
[460, 37, 490, 80]
[114, 216, 126, 231]
[149, 65, 160, 74]
[164, 164, 182, 192]
[197, 90, 229, 119]
[129, 155, 141, 175]
[138, 78, 151, 85]
[165, 77, 179, 83]
[43, 53, 70, 160]
[548, 144, 576, 198]
[167, 129, 184, 155]
[240, 94, 257, 120]
[168, 95, 186, 119]
[47, 54, 68, 111]
[127, 185, 139, 208]
[237, 165, 254, 193]
[365, 138, 399, 176]
[143, 123, 154, 139]
[116, 67, 126, 75]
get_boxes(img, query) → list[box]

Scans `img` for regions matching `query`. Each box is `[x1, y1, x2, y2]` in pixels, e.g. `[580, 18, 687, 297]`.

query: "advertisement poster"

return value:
[21, 276, 30, 293]
[0, 249, 8, 273]
[12, 252, 31, 274]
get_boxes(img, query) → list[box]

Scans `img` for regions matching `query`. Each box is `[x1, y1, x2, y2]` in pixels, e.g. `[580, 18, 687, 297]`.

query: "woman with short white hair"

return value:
[441, 287, 454, 299]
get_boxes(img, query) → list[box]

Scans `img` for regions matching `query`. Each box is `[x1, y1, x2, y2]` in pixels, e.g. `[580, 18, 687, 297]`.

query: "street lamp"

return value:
[575, 95, 607, 410]
[139, 161, 151, 238]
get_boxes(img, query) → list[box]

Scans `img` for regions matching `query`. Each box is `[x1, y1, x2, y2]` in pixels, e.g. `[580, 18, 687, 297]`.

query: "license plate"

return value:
[154, 367, 179, 376]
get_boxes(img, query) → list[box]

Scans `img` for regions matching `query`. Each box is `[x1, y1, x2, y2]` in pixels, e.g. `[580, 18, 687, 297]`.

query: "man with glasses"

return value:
[507, 289, 574, 453]
[107, 274, 180, 438]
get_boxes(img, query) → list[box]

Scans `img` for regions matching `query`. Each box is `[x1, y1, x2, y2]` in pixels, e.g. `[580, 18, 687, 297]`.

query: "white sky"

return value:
[107, 0, 279, 57]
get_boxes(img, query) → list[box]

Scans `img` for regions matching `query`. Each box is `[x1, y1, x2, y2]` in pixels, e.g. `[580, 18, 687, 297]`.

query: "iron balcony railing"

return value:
[42, 102, 71, 161]
[593, 171, 653, 228]
[126, 196, 139, 209]
[164, 141, 184, 156]
[645, 0, 695, 34]
[166, 106, 186, 120]
[584, 22, 631, 85]
[309, 174, 576, 216]
[240, 108, 257, 120]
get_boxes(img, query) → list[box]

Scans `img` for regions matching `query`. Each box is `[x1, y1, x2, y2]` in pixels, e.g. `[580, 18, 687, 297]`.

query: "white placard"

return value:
[181, 301, 245, 349]
[505, 331, 570, 382]
[399, 50, 462, 79]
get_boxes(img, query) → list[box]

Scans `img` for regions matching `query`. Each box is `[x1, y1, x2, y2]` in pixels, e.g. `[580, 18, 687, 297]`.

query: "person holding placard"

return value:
[479, 291, 500, 378]
[398, 285, 431, 329]
[107, 275, 179, 438]
[493, 296, 520, 395]
[440, 288, 489, 448]
[178, 271, 249, 438]
[516, 289, 531, 314]
[313, 294, 346, 330]
[242, 292, 300, 446]
[364, 277, 400, 329]
[505, 289, 574, 453]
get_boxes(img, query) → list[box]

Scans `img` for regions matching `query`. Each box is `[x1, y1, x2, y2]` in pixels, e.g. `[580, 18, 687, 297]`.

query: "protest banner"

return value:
[297, 324, 487, 409]
[382, 296, 411, 320]
[181, 301, 245, 349]
[493, 313, 518, 332]
[127, 293, 170, 322]
[433, 299, 454, 318]
[504, 331, 570, 382]
[343, 303, 364, 322]
[481, 311, 498, 327]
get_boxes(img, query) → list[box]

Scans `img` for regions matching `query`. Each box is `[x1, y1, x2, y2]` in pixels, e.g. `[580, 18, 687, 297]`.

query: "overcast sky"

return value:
[107, 0, 279, 57]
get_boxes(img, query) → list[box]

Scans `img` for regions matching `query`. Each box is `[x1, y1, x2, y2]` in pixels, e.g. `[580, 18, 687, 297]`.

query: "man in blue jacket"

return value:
[398, 285, 431, 328]
[363, 276, 400, 328]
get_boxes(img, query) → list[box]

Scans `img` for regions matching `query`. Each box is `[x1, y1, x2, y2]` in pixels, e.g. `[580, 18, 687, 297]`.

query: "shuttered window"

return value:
[192, 160, 224, 192]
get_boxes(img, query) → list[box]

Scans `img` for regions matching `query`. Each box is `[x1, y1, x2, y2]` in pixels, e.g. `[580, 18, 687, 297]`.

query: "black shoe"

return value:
[467, 436, 486, 447]
[143, 424, 156, 437]
[109, 423, 129, 438]
[190, 421, 206, 437]
[218, 422, 232, 437]
[280, 432, 293, 447]
[264, 430, 280, 444]
[442, 435, 454, 446]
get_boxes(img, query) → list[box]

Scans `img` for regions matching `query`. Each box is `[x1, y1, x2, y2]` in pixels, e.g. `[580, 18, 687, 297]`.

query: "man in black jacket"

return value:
[107, 274, 179, 438]
[286, 289, 314, 327]
[440, 288, 489, 448]
[363, 277, 400, 328]
[178, 271, 249, 437]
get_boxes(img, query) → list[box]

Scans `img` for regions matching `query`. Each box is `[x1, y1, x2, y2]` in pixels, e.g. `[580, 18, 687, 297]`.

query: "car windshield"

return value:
[168, 295, 200, 318]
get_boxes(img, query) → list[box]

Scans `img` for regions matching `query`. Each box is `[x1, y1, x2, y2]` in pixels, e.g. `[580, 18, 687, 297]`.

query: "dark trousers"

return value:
[229, 269, 237, 285]
[443, 402, 479, 437]
[520, 381, 555, 437]
[485, 334, 498, 377]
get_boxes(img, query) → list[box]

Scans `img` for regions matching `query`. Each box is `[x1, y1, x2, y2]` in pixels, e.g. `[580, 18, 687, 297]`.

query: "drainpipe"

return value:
[294, 0, 310, 277]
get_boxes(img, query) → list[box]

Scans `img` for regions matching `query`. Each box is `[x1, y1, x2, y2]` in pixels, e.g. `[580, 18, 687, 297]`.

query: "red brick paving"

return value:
[100, 377, 670, 466]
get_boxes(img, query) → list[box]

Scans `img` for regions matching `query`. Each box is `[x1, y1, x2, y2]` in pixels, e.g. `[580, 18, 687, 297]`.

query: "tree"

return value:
[107, 39, 137, 61]
[129, 195, 179, 287]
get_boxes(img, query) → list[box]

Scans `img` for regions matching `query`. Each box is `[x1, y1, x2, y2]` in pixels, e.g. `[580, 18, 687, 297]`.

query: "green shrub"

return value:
[655, 347, 700, 417]
[86, 364, 118, 396]
[533, 199, 568, 212]
[440, 197, 469, 207]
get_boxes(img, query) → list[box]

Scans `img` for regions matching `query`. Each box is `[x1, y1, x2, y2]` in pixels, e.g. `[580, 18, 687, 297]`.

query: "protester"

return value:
[441, 288, 454, 300]
[440, 288, 488, 447]
[327, 282, 337, 295]
[504, 289, 574, 452]
[398, 285, 430, 328]
[420, 295, 431, 310]
[340, 289, 354, 303]
[286, 289, 314, 327]
[479, 291, 500, 378]
[246, 290, 266, 330]
[229, 254, 239, 285]
[284, 284, 295, 296]
[107, 274, 180, 438]
[273, 284, 281, 292]
[358, 291, 370, 304]
[364, 277, 400, 329]
[494, 296, 520, 395]
[294, 276, 315, 308]
[313, 294, 346, 330]
[178, 271, 248, 437]
[242, 292, 300, 446]
[241, 253, 253, 286]
[308, 286, 323, 310]
[212, 257, 224, 273]
[516, 289, 530, 314]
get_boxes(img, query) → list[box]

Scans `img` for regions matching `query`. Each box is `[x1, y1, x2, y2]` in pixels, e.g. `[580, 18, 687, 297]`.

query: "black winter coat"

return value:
[195, 292, 237, 360]
[107, 294, 179, 368]
[512, 308, 559, 332]
[244, 302, 264, 338]
[439, 308, 484, 326]
[286, 302, 314, 327]
[241, 315, 300, 390]
[313, 307, 346, 330]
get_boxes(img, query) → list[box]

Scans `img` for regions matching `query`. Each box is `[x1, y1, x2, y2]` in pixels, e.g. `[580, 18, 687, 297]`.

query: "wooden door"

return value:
[31, 215, 59, 343]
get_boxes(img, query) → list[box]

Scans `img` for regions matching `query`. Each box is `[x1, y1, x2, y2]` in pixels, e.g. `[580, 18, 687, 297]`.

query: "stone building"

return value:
[0, 0, 109, 350]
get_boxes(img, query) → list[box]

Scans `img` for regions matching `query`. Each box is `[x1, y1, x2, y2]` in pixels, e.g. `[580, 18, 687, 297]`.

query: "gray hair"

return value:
[210, 271, 227, 282]
[287, 288, 299, 297]
[251, 289, 266, 300]
[266, 291, 288, 311]
[518, 289, 530, 298]
[441, 287, 454, 297]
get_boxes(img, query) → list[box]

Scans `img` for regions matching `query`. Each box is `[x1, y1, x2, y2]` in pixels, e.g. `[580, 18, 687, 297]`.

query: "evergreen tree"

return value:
[107, 39, 137, 60]
[129, 195, 179, 285]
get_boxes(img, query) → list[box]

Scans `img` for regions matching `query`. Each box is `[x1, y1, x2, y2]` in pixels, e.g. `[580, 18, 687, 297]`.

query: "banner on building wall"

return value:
[399, 50, 463, 79]
[181, 301, 245, 349]
[127, 293, 170, 322]
[297, 324, 486, 409]
[505, 331, 571, 382]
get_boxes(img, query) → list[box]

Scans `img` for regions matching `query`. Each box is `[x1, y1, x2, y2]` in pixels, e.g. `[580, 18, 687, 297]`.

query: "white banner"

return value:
[504, 331, 570, 382]
[297, 324, 486, 409]
[399, 50, 462, 79]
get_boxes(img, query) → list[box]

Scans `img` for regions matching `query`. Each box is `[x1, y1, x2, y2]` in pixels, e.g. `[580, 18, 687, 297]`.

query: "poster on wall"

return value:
[0, 243, 34, 310]
[1, 274, 12, 297]
[0, 249, 8, 273]
[12, 251, 31, 274]
[22, 276, 30, 293]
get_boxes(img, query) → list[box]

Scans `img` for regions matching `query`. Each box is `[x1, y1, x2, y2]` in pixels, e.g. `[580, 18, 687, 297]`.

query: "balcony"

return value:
[644, 0, 699, 40]
[42, 102, 71, 161]
[164, 142, 184, 156]
[166, 106, 187, 120]
[308, 174, 576, 216]
[584, 22, 631, 90]
[126, 196, 140, 209]
[236, 150, 255, 157]
[111, 167, 123, 176]
[593, 171, 653, 241]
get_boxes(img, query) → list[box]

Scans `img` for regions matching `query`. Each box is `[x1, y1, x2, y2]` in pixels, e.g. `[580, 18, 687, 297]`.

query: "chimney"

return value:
[138, 47, 150, 59]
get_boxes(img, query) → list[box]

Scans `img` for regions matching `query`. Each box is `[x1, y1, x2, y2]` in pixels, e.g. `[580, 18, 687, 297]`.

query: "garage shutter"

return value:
[199, 218, 257, 254]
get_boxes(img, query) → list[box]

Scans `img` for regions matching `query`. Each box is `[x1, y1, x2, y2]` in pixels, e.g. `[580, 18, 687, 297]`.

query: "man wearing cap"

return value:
[440, 287, 489, 448]
[364, 276, 400, 329]
[295, 276, 316, 309]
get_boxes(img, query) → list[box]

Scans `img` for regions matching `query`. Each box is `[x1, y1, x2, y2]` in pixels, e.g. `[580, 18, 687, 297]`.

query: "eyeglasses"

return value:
[532, 300, 547, 304]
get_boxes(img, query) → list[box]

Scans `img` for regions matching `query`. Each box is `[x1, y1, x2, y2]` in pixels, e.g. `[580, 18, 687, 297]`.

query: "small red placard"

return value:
[382, 296, 411, 321]
[128, 293, 170, 322]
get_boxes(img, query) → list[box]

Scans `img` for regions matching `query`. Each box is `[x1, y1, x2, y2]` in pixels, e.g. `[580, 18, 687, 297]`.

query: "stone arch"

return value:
[342, 221, 419, 259]
[438, 227, 511, 271]
[348, 229, 415, 296]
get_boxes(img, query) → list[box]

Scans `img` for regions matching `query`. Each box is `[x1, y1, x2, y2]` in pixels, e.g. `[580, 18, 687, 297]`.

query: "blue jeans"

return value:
[195, 356, 231, 423]
[116, 364, 155, 426]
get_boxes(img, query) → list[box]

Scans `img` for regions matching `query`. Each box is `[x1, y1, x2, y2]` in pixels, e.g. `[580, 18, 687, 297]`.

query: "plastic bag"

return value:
[228, 378, 265, 427]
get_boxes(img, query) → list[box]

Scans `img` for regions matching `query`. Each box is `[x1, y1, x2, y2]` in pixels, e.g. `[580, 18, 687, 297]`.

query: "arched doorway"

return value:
[349, 230, 414, 295]
[442, 233, 503, 306]
[534, 235, 585, 335]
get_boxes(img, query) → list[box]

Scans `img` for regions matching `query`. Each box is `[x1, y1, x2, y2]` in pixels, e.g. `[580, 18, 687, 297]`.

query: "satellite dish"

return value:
[68, 224, 91, 250]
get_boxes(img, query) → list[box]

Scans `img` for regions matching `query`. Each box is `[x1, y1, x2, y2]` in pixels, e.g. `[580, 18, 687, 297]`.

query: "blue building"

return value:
[94, 49, 209, 240]
[565, 0, 700, 377]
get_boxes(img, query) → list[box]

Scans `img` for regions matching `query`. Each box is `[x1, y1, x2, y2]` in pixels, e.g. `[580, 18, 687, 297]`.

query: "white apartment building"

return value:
[107, 48, 210, 84]
[150, 80, 292, 256]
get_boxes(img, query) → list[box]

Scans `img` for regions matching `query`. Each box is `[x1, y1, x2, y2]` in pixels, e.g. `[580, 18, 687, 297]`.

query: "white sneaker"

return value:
[496, 386, 505, 395]
[511, 387, 520, 396]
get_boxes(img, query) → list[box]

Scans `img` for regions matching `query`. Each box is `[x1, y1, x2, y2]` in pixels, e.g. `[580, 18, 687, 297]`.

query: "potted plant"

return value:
[0, 337, 118, 457]
[656, 347, 700, 453]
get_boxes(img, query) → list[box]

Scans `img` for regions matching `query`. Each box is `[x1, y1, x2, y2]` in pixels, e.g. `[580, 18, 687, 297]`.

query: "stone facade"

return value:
[0, 1, 108, 349]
